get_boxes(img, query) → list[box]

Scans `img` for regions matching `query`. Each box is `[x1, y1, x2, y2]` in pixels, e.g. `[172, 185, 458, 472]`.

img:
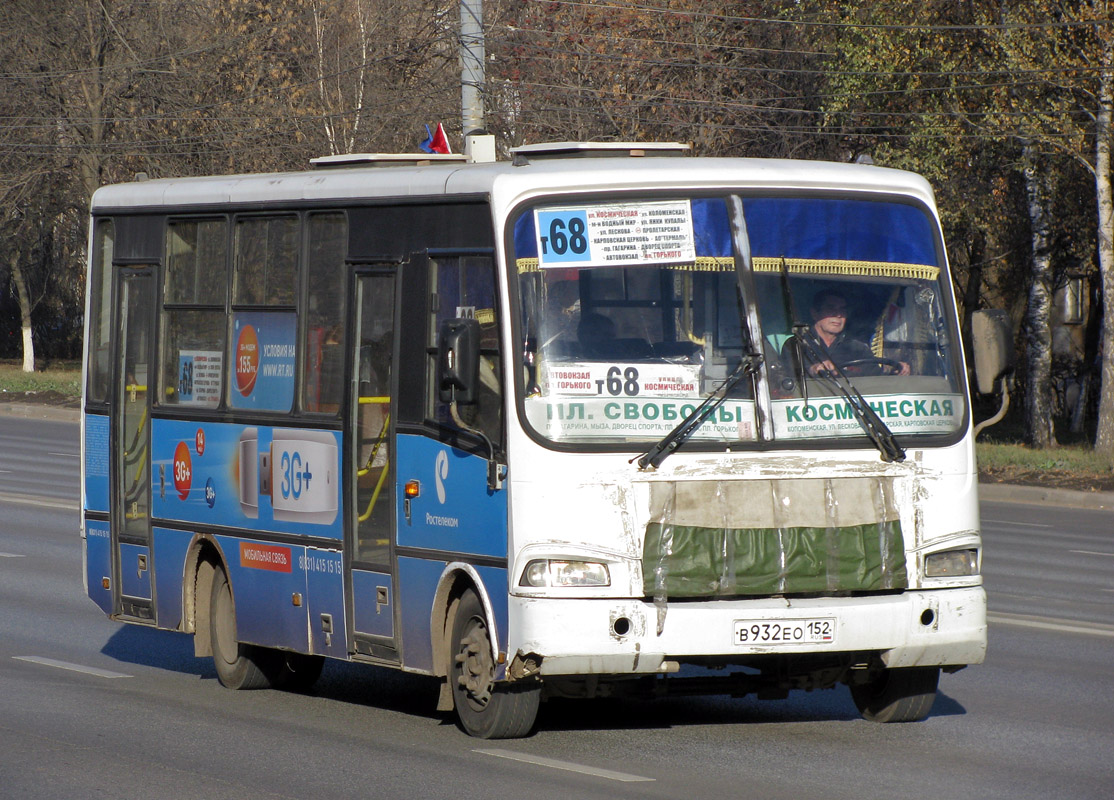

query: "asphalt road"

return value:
[0, 414, 1111, 799]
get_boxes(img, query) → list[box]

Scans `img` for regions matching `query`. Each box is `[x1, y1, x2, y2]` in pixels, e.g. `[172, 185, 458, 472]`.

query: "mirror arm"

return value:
[448, 401, 505, 490]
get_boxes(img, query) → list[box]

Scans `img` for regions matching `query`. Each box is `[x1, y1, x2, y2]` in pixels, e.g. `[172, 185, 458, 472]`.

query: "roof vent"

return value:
[508, 141, 692, 161]
[310, 153, 468, 169]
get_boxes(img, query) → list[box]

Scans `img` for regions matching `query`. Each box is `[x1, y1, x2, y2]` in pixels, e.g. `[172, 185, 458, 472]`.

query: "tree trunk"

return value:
[1022, 146, 1055, 449]
[8, 249, 35, 373]
[960, 230, 986, 360]
[1093, 34, 1114, 454]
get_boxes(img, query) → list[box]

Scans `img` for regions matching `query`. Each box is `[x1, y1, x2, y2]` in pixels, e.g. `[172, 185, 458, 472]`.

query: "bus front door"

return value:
[348, 271, 399, 661]
[111, 269, 155, 621]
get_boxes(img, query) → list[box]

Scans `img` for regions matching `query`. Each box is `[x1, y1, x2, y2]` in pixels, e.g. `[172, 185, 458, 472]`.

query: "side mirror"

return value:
[437, 318, 481, 404]
[971, 309, 1014, 395]
[971, 309, 1015, 439]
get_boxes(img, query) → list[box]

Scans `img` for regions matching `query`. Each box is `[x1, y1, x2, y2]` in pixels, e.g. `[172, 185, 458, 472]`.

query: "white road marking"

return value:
[988, 612, 1114, 639]
[476, 748, 655, 783]
[13, 656, 132, 679]
[1070, 549, 1114, 558]
[0, 493, 79, 510]
[982, 519, 1052, 528]
[0, 552, 26, 558]
[48, 452, 80, 458]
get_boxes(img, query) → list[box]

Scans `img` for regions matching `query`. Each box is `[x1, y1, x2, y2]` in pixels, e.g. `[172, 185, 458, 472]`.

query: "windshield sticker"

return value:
[534, 200, 696, 269]
[525, 397, 756, 441]
[539, 362, 702, 398]
[524, 393, 962, 441]
[772, 394, 962, 439]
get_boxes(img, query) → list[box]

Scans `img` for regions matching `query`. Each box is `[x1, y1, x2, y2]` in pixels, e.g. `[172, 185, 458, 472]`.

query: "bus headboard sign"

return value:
[534, 200, 696, 269]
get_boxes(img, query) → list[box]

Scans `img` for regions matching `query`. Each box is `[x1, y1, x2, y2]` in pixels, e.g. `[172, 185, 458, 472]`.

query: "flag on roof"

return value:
[419, 123, 452, 155]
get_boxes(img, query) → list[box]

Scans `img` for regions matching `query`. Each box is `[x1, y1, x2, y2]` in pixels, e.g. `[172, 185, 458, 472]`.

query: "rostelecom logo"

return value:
[434, 450, 449, 504]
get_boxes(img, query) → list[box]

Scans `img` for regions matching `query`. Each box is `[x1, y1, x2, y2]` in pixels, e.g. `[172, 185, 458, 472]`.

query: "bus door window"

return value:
[302, 213, 347, 414]
[118, 272, 154, 538]
[427, 255, 502, 448]
[354, 273, 395, 565]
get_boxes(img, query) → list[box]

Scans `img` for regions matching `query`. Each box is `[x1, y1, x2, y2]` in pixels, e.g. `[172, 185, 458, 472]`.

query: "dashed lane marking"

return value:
[475, 749, 654, 783]
[13, 656, 132, 679]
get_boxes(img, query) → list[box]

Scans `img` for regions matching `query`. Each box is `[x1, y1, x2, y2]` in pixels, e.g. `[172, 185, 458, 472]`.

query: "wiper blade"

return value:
[792, 327, 906, 463]
[633, 353, 763, 471]
[776, 258, 904, 463]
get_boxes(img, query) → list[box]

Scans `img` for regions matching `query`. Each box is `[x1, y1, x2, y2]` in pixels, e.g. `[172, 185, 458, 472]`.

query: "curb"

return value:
[976, 481, 1114, 511]
[0, 401, 80, 423]
[2, 401, 1111, 511]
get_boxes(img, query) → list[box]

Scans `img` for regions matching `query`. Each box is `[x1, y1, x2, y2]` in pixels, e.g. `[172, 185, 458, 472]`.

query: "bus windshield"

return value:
[513, 194, 964, 446]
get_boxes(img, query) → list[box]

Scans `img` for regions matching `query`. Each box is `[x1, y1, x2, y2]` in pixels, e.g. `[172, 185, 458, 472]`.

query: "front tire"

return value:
[209, 566, 279, 690]
[448, 589, 539, 739]
[850, 666, 940, 723]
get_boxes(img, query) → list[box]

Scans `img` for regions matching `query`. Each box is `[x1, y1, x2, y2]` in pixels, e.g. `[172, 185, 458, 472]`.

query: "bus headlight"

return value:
[519, 559, 611, 588]
[924, 548, 979, 577]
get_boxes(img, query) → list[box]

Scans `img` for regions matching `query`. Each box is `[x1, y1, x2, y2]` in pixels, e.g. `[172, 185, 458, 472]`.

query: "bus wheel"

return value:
[449, 589, 539, 739]
[209, 567, 277, 690]
[275, 652, 325, 693]
[850, 666, 939, 723]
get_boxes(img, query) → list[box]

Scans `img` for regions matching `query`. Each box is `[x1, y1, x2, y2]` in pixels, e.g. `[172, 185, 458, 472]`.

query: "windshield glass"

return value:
[512, 194, 964, 447]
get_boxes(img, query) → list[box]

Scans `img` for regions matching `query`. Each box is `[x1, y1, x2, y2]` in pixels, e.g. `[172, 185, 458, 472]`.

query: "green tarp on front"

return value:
[643, 520, 907, 597]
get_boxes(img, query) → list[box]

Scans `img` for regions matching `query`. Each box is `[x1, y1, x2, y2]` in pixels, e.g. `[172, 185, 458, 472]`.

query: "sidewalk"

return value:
[3, 400, 1112, 510]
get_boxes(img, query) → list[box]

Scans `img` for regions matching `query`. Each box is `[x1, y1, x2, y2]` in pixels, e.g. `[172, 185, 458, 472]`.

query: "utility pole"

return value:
[460, 0, 495, 162]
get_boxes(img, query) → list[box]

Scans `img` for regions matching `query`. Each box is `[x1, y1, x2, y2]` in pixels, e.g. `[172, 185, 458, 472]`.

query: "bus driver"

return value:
[804, 288, 910, 377]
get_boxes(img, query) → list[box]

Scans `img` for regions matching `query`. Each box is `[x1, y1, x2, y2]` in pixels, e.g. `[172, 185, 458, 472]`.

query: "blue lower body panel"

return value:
[397, 557, 508, 673]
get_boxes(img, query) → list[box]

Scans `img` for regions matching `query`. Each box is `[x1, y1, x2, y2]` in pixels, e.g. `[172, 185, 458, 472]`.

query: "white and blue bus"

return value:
[82, 142, 990, 737]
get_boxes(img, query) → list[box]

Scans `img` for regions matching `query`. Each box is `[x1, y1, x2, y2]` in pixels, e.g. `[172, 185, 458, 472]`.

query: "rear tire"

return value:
[209, 566, 279, 690]
[850, 666, 940, 722]
[448, 589, 539, 739]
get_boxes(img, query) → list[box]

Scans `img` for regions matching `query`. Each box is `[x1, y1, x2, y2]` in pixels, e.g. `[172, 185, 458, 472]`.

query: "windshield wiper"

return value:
[633, 195, 769, 471]
[778, 259, 906, 463]
[633, 353, 763, 470]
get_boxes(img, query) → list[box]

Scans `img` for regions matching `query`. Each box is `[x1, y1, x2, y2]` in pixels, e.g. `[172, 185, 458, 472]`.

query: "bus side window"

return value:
[302, 213, 347, 414]
[160, 219, 227, 409]
[428, 255, 502, 448]
[87, 219, 114, 405]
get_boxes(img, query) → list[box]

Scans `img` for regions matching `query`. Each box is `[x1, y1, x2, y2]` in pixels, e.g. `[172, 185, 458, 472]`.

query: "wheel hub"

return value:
[455, 620, 494, 708]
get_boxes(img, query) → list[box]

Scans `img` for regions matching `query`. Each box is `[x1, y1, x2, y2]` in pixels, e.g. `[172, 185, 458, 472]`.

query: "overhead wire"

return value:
[0, 3, 1107, 159]
[520, 0, 1114, 32]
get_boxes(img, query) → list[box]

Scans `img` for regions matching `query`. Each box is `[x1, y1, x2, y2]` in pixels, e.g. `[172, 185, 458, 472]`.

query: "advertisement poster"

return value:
[229, 312, 296, 412]
[151, 419, 342, 539]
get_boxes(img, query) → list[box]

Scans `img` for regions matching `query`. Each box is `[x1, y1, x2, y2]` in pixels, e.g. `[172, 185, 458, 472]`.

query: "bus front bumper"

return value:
[508, 587, 986, 677]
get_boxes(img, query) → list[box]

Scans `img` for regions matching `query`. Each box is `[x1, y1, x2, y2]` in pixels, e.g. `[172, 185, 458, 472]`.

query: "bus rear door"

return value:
[111, 268, 155, 621]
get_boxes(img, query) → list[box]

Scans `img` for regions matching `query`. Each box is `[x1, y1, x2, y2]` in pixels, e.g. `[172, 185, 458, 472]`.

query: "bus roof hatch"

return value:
[509, 141, 692, 160]
[310, 153, 468, 169]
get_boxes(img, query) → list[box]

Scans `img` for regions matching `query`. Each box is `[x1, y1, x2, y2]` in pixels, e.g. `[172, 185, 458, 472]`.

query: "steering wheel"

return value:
[838, 357, 905, 376]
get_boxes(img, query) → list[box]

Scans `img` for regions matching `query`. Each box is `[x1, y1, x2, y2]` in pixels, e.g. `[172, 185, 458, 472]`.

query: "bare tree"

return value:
[487, 1, 828, 157]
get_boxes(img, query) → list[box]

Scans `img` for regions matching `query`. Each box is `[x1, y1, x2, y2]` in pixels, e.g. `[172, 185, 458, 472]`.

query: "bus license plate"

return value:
[734, 618, 836, 645]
